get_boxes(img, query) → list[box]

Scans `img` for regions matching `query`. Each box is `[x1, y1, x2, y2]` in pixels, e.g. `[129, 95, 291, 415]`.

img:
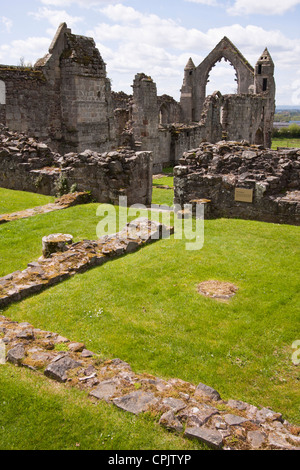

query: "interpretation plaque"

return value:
[234, 188, 253, 203]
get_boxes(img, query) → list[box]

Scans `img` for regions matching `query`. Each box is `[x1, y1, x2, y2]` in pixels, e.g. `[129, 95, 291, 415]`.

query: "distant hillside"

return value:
[274, 106, 300, 123]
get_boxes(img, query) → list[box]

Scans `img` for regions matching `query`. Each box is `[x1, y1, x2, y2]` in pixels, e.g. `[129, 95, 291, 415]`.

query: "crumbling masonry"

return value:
[0, 25, 275, 174]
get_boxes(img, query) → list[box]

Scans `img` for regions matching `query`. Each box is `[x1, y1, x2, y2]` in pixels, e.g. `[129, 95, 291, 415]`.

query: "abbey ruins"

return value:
[0, 23, 299, 224]
[0, 23, 276, 170]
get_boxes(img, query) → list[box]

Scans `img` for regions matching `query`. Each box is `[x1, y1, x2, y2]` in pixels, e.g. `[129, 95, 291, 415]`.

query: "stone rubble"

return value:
[1, 314, 299, 450]
[174, 140, 300, 225]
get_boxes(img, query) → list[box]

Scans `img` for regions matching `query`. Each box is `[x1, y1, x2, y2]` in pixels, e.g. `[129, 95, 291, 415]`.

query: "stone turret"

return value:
[180, 58, 196, 123]
[254, 48, 275, 96]
[254, 48, 276, 148]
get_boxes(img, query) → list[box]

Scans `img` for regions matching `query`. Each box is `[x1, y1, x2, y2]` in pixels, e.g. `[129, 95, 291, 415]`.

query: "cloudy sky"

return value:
[0, 0, 299, 105]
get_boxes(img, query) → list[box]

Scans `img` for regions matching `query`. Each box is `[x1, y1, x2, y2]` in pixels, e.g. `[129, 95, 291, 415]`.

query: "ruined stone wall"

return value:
[158, 95, 182, 124]
[0, 66, 59, 147]
[0, 24, 117, 156]
[174, 141, 300, 225]
[132, 74, 160, 172]
[56, 31, 116, 154]
[222, 94, 270, 146]
[0, 126, 152, 206]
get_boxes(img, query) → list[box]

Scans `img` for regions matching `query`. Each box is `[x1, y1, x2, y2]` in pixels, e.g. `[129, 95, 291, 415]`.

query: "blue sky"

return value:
[0, 0, 300, 105]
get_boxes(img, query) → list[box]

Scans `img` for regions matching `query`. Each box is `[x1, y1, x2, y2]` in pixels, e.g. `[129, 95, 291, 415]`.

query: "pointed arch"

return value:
[189, 37, 254, 121]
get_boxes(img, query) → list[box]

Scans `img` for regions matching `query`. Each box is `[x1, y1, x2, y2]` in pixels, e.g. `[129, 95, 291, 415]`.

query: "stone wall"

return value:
[0, 26, 276, 174]
[132, 74, 160, 172]
[0, 126, 152, 206]
[0, 66, 57, 146]
[0, 24, 116, 155]
[174, 141, 300, 225]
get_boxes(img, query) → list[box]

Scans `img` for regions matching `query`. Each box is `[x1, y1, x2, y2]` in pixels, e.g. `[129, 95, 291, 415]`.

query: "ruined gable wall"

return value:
[51, 29, 117, 154]
[0, 24, 117, 156]
[0, 67, 60, 147]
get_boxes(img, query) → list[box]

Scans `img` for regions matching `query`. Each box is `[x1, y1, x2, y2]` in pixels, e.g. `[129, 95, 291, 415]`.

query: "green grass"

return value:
[271, 138, 300, 149]
[153, 176, 174, 188]
[0, 187, 299, 449]
[0, 188, 55, 214]
[0, 365, 202, 450]
[151, 187, 174, 207]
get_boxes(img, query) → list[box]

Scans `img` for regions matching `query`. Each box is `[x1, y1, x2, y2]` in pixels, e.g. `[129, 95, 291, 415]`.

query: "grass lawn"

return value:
[271, 138, 300, 149]
[0, 186, 299, 449]
[0, 188, 55, 214]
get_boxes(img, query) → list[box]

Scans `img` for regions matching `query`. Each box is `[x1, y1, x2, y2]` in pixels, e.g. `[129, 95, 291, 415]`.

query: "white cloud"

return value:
[85, 3, 300, 102]
[40, 0, 122, 7]
[29, 7, 84, 29]
[184, 0, 219, 5]
[227, 0, 300, 16]
[0, 37, 51, 65]
[0, 16, 13, 33]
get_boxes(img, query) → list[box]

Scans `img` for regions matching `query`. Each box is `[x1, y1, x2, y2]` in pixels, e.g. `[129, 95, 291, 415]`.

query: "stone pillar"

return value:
[132, 73, 160, 172]
[42, 233, 73, 258]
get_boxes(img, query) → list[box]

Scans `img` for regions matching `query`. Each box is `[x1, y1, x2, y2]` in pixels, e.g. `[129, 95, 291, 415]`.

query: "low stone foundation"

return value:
[1, 314, 299, 450]
[174, 141, 300, 225]
[0, 218, 172, 309]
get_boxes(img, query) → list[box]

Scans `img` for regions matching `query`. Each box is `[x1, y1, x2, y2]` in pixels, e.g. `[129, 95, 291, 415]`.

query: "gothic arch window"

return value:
[0, 81, 5, 105]
[206, 58, 238, 97]
[255, 128, 264, 145]
[159, 104, 169, 125]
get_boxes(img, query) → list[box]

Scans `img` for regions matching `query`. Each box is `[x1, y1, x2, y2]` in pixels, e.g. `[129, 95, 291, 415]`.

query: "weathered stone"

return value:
[113, 390, 159, 415]
[89, 379, 120, 402]
[194, 382, 221, 401]
[247, 430, 267, 449]
[184, 426, 223, 449]
[81, 349, 94, 358]
[0, 219, 171, 310]
[68, 342, 85, 353]
[53, 335, 69, 344]
[44, 355, 81, 382]
[255, 407, 283, 424]
[42, 234, 73, 258]
[185, 404, 220, 427]
[227, 399, 249, 411]
[7, 344, 25, 365]
[159, 410, 184, 433]
[16, 329, 35, 341]
[160, 397, 187, 413]
[223, 414, 249, 427]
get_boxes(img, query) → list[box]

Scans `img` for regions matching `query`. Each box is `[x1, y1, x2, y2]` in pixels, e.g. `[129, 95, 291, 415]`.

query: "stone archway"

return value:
[181, 37, 255, 122]
[159, 103, 169, 125]
[255, 128, 264, 145]
[206, 57, 238, 97]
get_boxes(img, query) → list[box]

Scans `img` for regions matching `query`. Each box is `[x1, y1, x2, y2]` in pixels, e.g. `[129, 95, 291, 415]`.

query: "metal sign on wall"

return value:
[234, 188, 253, 203]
